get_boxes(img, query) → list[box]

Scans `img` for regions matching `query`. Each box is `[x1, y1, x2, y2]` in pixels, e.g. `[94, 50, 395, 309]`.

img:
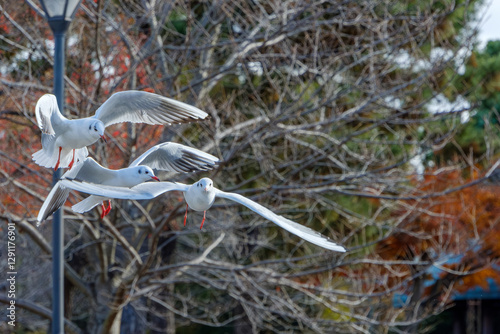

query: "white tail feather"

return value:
[32, 147, 88, 169]
[72, 195, 104, 213]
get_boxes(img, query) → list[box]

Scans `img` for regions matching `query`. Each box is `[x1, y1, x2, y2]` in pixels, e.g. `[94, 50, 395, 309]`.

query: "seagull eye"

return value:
[145, 171, 149, 174]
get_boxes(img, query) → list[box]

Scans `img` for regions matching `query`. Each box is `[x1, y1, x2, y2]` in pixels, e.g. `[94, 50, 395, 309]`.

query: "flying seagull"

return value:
[32, 91, 209, 170]
[37, 143, 219, 225]
[58, 177, 346, 252]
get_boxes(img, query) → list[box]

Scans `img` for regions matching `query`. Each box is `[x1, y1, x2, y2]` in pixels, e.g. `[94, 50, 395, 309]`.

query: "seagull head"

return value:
[88, 120, 106, 142]
[137, 166, 160, 182]
[197, 177, 213, 193]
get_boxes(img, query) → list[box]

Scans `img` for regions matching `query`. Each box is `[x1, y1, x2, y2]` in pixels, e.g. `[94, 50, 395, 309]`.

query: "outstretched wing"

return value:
[36, 158, 108, 224]
[93, 90, 208, 127]
[66, 157, 117, 184]
[214, 189, 346, 252]
[59, 180, 189, 200]
[35, 94, 66, 135]
[37, 181, 70, 225]
[129, 142, 219, 173]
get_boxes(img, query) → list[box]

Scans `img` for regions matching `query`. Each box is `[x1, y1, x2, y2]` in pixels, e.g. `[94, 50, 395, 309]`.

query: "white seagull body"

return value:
[59, 177, 346, 252]
[37, 143, 219, 225]
[32, 91, 209, 170]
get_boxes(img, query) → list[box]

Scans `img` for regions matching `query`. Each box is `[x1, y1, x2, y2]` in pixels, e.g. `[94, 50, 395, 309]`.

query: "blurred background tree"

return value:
[1, 0, 499, 333]
[448, 40, 500, 160]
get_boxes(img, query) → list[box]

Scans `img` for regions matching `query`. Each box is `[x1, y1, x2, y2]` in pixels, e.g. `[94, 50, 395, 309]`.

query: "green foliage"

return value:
[332, 194, 375, 219]
[448, 40, 500, 157]
[457, 40, 500, 112]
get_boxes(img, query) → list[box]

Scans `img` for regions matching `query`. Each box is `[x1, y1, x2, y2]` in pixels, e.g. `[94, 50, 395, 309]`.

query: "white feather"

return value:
[72, 196, 106, 213]
[37, 142, 217, 223]
[58, 178, 346, 252]
[32, 91, 209, 169]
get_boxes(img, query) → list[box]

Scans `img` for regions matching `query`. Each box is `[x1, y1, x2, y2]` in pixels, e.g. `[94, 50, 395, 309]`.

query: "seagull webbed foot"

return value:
[100, 200, 112, 219]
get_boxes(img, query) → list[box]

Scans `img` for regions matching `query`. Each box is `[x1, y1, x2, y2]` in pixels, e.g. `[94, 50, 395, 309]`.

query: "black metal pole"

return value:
[52, 30, 65, 334]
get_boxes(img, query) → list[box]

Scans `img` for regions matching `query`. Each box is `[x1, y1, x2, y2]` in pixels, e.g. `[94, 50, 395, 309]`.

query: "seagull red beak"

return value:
[100, 135, 107, 143]
[152, 176, 160, 181]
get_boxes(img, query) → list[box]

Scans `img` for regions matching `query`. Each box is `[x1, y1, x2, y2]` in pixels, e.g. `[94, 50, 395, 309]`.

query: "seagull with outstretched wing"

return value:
[37, 143, 219, 224]
[59, 177, 346, 252]
[33, 91, 209, 170]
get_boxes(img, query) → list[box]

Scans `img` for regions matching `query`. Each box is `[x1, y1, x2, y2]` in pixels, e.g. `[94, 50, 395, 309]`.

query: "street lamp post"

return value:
[38, 1, 81, 333]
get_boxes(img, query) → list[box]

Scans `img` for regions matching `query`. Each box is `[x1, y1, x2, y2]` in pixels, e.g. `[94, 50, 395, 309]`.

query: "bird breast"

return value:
[56, 119, 99, 149]
[184, 188, 215, 212]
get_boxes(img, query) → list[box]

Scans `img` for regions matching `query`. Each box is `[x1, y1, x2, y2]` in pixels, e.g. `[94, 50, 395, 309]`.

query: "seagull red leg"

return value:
[100, 201, 107, 219]
[183, 204, 188, 226]
[199, 211, 206, 229]
[54, 147, 62, 171]
[68, 149, 75, 169]
[104, 200, 112, 217]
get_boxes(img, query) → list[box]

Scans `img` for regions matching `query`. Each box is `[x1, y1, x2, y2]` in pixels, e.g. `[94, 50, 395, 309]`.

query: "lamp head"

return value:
[39, 0, 82, 33]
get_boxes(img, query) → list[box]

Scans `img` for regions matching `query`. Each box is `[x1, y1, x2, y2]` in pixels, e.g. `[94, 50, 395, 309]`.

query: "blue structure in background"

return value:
[392, 254, 500, 333]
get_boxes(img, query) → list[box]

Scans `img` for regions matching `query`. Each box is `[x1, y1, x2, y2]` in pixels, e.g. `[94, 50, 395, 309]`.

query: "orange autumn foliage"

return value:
[456, 266, 500, 293]
[375, 168, 500, 296]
